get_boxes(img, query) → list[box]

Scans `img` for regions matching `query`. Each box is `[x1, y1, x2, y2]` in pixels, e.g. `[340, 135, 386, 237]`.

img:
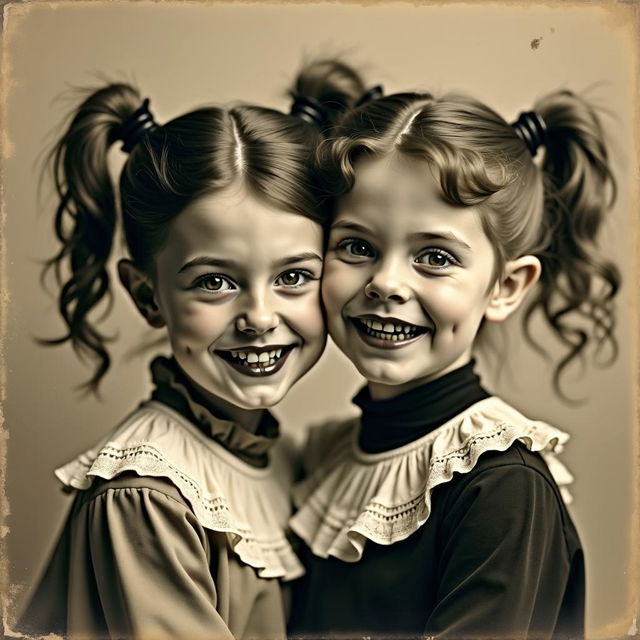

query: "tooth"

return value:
[276, 349, 282, 357]
[247, 352, 259, 363]
[394, 324, 402, 333]
[231, 351, 238, 358]
[391, 334, 397, 341]
[258, 352, 270, 363]
[365, 319, 372, 328]
[372, 321, 383, 331]
[239, 352, 247, 359]
[404, 326, 410, 333]
[269, 350, 276, 358]
[383, 322, 394, 333]
[398, 334, 405, 341]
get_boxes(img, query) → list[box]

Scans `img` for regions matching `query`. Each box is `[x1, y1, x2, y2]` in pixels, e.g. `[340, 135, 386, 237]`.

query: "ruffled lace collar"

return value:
[290, 396, 574, 563]
[150, 356, 278, 468]
[55, 400, 303, 580]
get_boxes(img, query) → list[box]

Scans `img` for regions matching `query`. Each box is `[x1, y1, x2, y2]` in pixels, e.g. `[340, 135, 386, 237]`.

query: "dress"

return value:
[18, 357, 302, 640]
[289, 363, 583, 640]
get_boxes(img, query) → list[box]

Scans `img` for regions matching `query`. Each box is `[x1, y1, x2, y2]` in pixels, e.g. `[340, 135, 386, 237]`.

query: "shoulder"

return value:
[442, 441, 563, 506]
[432, 396, 575, 503]
[437, 442, 579, 552]
[74, 473, 206, 536]
[78, 472, 189, 508]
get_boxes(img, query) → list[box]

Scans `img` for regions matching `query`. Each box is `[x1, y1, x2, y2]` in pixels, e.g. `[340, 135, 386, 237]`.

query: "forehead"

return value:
[337, 153, 485, 240]
[160, 185, 322, 261]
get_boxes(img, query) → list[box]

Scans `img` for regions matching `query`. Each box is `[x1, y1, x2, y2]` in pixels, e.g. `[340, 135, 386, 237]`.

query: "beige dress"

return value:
[18, 358, 302, 640]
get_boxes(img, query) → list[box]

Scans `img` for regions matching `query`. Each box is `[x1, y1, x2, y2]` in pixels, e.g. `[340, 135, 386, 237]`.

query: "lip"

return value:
[349, 316, 431, 350]
[214, 344, 296, 378]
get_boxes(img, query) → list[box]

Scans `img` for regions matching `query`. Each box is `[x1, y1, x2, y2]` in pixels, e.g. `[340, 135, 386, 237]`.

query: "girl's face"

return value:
[144, 185, 326, 411]
[322, 153, 499, 399]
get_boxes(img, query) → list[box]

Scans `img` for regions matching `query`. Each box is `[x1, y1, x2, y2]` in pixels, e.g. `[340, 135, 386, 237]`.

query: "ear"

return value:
[117, 259, 165, 328]
[484, 255, 541, 323]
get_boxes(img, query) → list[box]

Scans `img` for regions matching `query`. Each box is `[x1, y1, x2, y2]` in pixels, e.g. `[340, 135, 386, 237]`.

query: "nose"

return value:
[364, 260, 411, 303]
[236, 291, 279, 336]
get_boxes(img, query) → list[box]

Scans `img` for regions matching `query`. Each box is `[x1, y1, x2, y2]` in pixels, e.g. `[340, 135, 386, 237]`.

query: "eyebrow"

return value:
[178, 252, 322, 274]
[273, 252, 323, 268]
[409, 231, 472, 251]
[178, 257, 238, 273]
[331, 220, 373, 235]
[332, 220, 472, 252]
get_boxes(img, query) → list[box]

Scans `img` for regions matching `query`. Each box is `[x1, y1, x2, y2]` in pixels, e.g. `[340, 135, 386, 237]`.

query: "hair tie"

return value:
[290, 93, 329, 128]
[511, 111, 547, 157]
[116, 98, 159, 153]
[356, 84, 384, 107]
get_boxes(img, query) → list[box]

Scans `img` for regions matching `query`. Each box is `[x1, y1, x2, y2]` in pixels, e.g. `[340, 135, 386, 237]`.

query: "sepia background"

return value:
[2, 2, 638, 637]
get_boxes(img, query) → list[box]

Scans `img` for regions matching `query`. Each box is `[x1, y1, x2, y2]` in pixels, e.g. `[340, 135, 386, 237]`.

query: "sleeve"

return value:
[74, 482, 236, 640]
[426, 463, 574, 640]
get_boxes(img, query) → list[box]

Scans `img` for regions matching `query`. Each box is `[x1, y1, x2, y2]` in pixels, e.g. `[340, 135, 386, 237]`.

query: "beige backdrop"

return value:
[2, 2, 638, 637]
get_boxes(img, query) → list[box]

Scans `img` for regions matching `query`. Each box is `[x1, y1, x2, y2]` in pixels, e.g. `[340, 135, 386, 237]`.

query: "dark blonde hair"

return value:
[45, 66, 359, 390]
[298, 63, 620, 394]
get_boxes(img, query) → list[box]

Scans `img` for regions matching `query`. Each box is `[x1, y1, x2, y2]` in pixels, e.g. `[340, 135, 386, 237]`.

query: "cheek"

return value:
[285, 290, 326, 344]
[424, 280, 491, 325]
[164, 301, 232, 343]
[321, 261, 362, 316]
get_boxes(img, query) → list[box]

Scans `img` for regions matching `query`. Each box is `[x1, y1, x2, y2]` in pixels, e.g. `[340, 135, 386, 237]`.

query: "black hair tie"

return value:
[290, 94, 329, 128]
[356, 85, 384, 107]
[511, 111, 547, 157]
[116, 98, 159, 153]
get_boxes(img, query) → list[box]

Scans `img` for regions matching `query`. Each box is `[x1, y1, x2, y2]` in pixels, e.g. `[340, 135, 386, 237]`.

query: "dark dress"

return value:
[289, 363, 584, 640]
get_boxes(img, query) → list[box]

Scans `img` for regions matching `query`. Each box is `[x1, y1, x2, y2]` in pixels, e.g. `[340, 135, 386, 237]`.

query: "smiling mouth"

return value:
[215, 345, 295, 377]
[351, 317, 430, 348]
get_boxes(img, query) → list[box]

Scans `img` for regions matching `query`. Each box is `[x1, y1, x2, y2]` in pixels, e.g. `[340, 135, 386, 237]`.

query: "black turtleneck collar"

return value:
[353, 360, 490, 454]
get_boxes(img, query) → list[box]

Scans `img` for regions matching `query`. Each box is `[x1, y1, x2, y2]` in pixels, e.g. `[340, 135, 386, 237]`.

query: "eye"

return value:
[194, 274, 237, 293]
[336, 238, 376, 260]
[275, 269, 315, 289]
[414, 248, 458, 270]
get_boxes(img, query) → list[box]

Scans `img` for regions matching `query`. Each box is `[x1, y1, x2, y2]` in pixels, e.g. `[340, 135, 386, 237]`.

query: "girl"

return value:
[17, 65, 361, 640]
[289, 66, 619, 639]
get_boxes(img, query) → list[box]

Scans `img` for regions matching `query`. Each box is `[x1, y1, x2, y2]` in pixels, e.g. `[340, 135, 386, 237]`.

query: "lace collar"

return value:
[55, 400, 303, 580]
[150, 356, 278, 467]
[290, 396, 574, 563]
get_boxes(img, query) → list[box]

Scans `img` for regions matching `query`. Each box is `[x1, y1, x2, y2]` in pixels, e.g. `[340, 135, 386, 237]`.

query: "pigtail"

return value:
[44, 83, 143, 392]
[524, 91, 620, 393]
[290, 58, 367, 131]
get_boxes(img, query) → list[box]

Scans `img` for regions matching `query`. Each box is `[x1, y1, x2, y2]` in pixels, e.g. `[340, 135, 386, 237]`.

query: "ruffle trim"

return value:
[290, 396, 574, 563]
[55, 401, 304, 581]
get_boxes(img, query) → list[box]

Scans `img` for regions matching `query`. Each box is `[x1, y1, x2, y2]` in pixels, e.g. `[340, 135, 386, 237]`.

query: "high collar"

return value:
[353, 361, 489, 453]
[149, 356, 279, 468]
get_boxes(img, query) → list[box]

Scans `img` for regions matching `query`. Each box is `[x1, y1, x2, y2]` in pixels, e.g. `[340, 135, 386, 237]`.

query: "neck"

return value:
[368, 353, 473, 401]
[178, 368, 265, 433]
[204, 395, 264, 434]
[354, 358, 489, 454]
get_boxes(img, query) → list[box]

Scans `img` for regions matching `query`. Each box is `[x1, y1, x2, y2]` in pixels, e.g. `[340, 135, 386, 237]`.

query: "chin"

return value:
[355, 361, 411, 387]
[232, 385, 287, 410]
